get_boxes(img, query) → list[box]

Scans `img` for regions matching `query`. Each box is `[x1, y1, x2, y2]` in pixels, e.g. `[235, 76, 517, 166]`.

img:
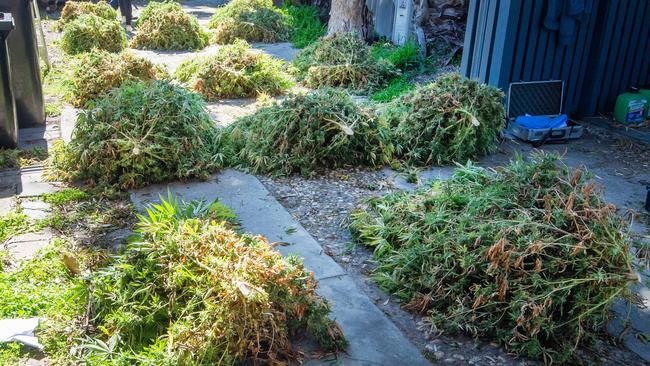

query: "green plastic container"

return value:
[640, 87, 650, 118]
[614, 88, 648, 124]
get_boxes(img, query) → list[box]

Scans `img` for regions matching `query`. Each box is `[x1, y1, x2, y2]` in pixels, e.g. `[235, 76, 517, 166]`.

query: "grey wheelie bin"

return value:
[0, 0, 45, 128]
[0, 13, 18, 148]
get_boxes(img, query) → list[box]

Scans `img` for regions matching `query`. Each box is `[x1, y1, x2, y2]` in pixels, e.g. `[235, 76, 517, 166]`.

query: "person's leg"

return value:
[109, 0, 119, 10]
[119, 0, 133, 28]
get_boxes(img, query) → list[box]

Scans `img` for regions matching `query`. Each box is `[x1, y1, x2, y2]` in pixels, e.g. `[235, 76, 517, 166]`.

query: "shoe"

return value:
[126, 25, 133, 32]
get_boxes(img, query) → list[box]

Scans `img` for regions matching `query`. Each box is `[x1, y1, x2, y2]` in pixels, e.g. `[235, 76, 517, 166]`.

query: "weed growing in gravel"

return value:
[48, 81, 220, 190]
[208, 0, 290, 44]
[380, 73, 505, 166]
[350, 154, 638, 363]
[85, 195, 346, 364]
[0, 147, 48, 170]
[57, 1, 117, 30]
[61, 14, 126, 55]
[68, 49, 166, 107]
[219, 88, 393, 176]
[292, 32, 399, 92]
[175, 40, 293, 100]
[131, 1, 209, 51]
[283, 3, 326, 48]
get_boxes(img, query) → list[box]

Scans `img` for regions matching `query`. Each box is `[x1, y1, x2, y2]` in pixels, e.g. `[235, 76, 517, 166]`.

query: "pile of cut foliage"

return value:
[350, 154, 638, 363]
[61, 14, 126, 55]
[131, 1, 209, 51]
[219, 88, 392, 176]
[86, 196, 346, 364]
[381, 73, 504, 165]
[48, 81, 219, 190]
[208, 0, 289, 44]
[174, 40, 292, 100]
[68, 49, 165, 107]
[292, 32, 398, 91]
[58, 0, 117, 29]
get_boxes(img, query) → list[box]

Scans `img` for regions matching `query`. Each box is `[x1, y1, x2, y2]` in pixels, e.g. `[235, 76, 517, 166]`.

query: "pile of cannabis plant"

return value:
[208, 0, 290, 44]
[49, 81, 219, 190]
[87, 196, 346, 364]
[292, 32, 399, 92]
[174, 40, 292, 100]
[350, 153, 638, 363]
[219, 88, 393, 176]
[381, 73, 504, 165]
[131, 1, 209, 51]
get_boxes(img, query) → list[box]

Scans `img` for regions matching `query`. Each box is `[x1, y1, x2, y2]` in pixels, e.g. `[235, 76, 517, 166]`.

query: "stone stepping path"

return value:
[130, 169, 431, 366]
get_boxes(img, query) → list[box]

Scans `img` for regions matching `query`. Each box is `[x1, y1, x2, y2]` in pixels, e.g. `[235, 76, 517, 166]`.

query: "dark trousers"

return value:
[109, 0, 132, 25]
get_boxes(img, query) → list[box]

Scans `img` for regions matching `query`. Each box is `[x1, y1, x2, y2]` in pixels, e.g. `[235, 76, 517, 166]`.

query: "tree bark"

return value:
[327, 0, 372, 38]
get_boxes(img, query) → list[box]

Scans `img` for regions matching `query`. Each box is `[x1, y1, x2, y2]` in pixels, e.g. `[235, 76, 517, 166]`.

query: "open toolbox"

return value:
[506, 80, 583, 147]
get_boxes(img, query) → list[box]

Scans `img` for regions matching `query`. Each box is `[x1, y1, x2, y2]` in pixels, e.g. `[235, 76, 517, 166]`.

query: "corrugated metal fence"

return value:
[461, 0, 650, 116]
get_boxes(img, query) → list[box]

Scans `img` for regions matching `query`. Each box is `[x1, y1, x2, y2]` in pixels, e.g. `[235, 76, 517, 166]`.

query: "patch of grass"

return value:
[42, 188, 90, 206]
[219, 88, 393, 176]
[68, 49, 166, 107]
[131, 1, 209, 51]
[0, 239, 94, 364]
[175, 40, 293, 100]
[48, 81, 220, 190]
[85, 195, 346, 364]
[0, 211, 31, 243]
[0, 342, 22, 366]
[350, 154, 637, 363]
[57, 1, 117, 29]
[292, 32, 399, 92]
[369, 76, 415, 102]
[208, 0, 289, 44]
[283, 3, 326, 48]
[61, 14, 127, 55]
[0, 147, 48, 170]
[371, 40, 423, 72]
[380, 73, 505, 165]
[45, 101, 63, 117]
[43, 66, 72, 101]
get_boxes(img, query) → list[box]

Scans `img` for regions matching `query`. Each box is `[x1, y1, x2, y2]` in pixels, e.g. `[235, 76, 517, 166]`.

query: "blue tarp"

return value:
[515, 114, 568, 129]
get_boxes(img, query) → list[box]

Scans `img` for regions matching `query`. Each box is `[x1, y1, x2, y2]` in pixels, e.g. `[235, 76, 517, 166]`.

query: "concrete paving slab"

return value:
[314, 275, 430, 366]
[20, 200, 51, 221]
[5, 229, 54, 262]
[130, 170, 430, 365]
[60, 104, 78, 144]
[0, 197, 15, 214]
[18, 169, 60, 197]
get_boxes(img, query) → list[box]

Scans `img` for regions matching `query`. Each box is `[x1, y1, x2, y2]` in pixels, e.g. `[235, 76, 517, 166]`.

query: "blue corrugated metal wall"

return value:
[461, 0, 650, 116]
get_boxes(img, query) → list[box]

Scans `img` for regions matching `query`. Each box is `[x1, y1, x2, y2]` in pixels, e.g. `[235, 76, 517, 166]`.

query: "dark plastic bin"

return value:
[0, 0, 45, 128]
[0, 12, 18, 148]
